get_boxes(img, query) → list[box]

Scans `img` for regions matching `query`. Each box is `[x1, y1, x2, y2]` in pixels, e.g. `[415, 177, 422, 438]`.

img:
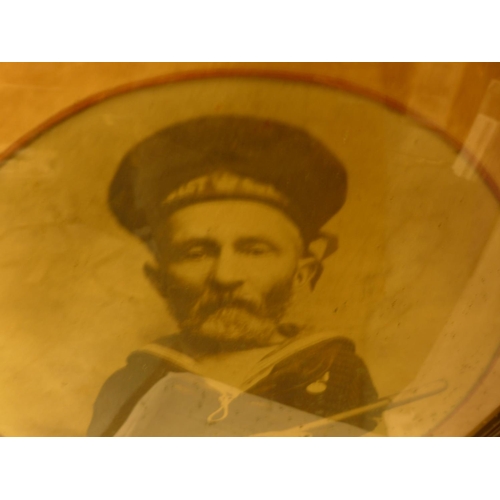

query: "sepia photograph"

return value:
[1, 67, 499, 437]
[2, 0, 500, 491]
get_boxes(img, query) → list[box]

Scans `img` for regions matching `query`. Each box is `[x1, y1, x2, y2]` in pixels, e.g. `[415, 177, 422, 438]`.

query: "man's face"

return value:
[152, 200, 313, 347]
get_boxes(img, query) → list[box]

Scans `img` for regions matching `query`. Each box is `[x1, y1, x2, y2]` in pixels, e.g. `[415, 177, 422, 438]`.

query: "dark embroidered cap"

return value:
[109, 115, 347, 244]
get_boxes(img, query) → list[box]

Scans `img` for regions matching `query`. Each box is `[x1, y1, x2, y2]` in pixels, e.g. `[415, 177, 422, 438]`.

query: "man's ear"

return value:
[294, 257, 322, 290]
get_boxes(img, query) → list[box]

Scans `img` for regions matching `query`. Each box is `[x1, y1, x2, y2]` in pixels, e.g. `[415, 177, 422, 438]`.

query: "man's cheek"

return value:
[166, 261, 213, 287]
[247, 260, 297, 292]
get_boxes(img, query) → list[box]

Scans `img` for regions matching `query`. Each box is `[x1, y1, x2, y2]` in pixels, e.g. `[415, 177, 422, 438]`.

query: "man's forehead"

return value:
[161, 199, 303, 245]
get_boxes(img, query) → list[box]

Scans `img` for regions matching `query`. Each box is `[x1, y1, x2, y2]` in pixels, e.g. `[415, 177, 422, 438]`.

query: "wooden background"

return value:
[1, 62, 499, 158]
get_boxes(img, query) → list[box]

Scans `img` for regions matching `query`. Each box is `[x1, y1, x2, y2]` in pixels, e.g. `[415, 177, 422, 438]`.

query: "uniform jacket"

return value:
[87, 333, 379, 436]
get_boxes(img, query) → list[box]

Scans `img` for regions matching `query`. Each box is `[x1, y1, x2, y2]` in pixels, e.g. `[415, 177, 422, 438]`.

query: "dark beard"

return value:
[161, 276, 294, 348]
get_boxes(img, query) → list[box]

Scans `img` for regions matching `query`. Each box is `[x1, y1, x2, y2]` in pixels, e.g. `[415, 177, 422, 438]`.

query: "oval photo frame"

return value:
[0, 71, 499, 436]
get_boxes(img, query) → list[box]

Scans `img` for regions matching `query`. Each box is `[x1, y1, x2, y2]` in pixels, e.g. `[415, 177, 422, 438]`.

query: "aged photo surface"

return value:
[92, 115, 378, 436]
[1, 75, 499, 436]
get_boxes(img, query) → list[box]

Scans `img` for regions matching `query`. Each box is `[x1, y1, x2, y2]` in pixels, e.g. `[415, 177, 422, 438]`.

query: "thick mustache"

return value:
[193, 295, 261, 316]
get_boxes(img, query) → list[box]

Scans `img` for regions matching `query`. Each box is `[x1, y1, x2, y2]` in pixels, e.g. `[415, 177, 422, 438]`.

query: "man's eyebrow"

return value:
[163, 238, 219, 260]
[235, 237, 281, 250]
[169, 237, 218, 247]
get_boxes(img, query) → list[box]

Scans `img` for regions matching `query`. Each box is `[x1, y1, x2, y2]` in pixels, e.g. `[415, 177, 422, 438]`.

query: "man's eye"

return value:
[242, 245, 272, 256]
[184, 247, 208, 259]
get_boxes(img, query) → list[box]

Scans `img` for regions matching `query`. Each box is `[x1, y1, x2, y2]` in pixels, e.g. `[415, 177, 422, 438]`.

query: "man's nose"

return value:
[210, 250, 245, 290]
